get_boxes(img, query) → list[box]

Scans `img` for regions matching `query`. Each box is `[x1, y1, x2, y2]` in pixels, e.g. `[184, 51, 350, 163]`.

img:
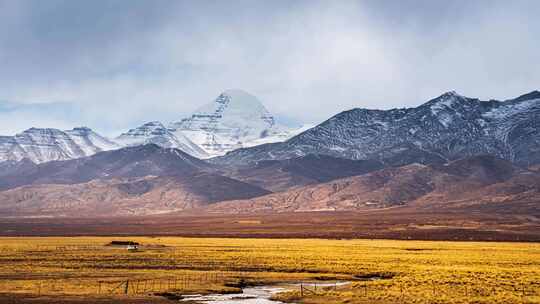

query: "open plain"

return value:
[1, 210, 539, 241]
[0, 236, 538, 304]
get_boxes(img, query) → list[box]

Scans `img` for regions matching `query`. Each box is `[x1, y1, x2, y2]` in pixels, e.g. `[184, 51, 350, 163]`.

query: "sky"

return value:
[1, 0, 539, 136]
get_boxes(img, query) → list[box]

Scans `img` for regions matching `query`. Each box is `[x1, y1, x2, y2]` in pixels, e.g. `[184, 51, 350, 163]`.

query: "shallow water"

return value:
[179, 281, 350, 304]
[180, 286, 288, 303]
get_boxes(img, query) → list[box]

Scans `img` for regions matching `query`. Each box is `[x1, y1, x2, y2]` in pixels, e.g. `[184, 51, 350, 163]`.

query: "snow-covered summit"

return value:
[0, 127, 119, 163]
[169, 89, 288, 156]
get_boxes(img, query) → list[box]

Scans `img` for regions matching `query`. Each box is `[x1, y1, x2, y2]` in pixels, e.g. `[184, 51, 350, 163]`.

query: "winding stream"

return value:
[179, 282, 350, 304]
[180, 286, 287, 303]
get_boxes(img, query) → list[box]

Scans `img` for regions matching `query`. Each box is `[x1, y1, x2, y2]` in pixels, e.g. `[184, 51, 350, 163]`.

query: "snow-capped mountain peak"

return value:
[175, 89, 276, 130]
[169, 89, 289, 156]
[118, 121, 168, 137]
[0, 127, 120, 163]
[115, 121, 208, 159]
[427, 91, 467, 108]
[512, 90, 540, 102]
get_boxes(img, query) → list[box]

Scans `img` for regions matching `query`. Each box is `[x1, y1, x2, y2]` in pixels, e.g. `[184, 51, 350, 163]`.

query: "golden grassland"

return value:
[0, 237, 538, 303]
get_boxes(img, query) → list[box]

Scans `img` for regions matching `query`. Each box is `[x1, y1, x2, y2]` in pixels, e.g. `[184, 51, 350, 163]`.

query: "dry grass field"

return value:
[0, 237, 538, 303]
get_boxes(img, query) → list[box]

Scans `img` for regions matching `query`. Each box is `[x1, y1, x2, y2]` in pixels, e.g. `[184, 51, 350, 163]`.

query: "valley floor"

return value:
[0, 210, 539, 241]
[0, 236, 538, 304]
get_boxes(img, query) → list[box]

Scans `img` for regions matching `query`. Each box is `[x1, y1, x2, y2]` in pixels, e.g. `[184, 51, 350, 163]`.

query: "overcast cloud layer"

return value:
[1, 0, 539, 136]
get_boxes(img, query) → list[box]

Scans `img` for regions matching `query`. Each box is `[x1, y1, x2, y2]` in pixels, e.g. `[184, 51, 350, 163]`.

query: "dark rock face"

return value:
[225, 154, 385, 192]
[0, 144, 211, 191]
[214, 91, 540, 167]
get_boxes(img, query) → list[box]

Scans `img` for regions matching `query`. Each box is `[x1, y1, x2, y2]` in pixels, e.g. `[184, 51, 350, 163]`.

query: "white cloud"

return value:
[0, 0, 539, 135]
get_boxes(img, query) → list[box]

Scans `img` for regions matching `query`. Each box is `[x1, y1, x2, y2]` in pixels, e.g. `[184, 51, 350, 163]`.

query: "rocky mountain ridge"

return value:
[215, 91, 540, 167]
[0, 127, 119, 164]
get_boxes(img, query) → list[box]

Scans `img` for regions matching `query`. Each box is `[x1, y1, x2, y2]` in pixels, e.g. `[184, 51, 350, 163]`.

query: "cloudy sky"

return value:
[1, 0, 539, 136]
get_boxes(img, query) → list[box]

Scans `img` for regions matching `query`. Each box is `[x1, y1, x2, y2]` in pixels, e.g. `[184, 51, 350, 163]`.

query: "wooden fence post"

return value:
[364, 283, 367, 297]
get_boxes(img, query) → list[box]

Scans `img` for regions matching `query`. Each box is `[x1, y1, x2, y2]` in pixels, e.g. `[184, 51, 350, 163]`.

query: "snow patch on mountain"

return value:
[243, 124, 314, 148]
[66, 127, 119, 155]
[483, 98, 539, 119]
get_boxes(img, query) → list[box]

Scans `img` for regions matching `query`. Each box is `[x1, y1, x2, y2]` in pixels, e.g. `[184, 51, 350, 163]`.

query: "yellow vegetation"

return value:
[0, 237, 538, 303]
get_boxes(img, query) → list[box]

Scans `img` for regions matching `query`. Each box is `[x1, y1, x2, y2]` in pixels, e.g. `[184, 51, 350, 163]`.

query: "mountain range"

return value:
[0, 90, 303, 163]
[0, 144, 270, 216]
[210, 155, 540, 215]
[0, 89, 539, 218]
[215, 90, 540, 167]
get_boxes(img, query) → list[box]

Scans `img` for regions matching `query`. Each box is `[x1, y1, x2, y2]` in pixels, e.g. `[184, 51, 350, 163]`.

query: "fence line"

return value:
[0, 274, 538, 301]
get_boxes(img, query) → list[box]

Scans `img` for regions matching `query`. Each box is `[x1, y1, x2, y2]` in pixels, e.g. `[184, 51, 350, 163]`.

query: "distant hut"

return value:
[107, 240, 140, 251]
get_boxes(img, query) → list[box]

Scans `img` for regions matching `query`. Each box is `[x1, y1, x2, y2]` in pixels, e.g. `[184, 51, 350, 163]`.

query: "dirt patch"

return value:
[403, 248, 436, 251]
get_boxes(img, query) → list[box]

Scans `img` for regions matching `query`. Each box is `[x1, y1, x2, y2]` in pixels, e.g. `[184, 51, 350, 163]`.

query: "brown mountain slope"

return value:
[222, 154, 384, 192]
[0, 172, 270, 217]
[0, 146, 390, 217]
[414, 171, 540, 214]
[209, 155, 540, 215]
[209, 163, 441, 213]
[0, 145, 271, 217]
